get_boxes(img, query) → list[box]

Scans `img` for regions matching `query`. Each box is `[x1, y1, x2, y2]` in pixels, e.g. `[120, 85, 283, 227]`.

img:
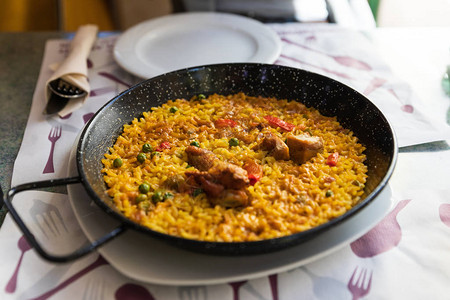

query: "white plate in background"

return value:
[113, 12, 282, 79]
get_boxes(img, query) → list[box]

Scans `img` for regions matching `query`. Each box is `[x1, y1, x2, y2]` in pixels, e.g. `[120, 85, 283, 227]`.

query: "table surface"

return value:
[0, 33, 62, 223]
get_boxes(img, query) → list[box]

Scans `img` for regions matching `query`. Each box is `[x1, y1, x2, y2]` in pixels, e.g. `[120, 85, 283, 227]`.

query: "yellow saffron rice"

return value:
[101, 93, 368, 242]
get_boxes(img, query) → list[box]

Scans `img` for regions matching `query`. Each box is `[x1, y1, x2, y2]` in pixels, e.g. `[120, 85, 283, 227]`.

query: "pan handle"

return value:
[2, 177, 127, 263]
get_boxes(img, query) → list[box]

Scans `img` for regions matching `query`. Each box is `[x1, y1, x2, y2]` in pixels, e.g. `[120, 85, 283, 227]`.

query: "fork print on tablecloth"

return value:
[268, 274, 279, 300]
[43, 126, 62, 174]
[346, 200, 411, 299]
[178, 286, 207, 300]
[347, 267, 372, 300]
[302, 267, 347, 299]
[228, 281, 247, 300]
[30, 199, 68, 239]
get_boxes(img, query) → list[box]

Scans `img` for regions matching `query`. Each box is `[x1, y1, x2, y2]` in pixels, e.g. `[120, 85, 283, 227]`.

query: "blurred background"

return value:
[0, 0, 449, 32]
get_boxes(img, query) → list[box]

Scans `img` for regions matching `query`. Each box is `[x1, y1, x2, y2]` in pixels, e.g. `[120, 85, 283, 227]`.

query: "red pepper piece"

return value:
[264, 115, 295, 131]
[156, 141, 171, 152]
[247, 174, 261, 186]
[243, 160, 263, 185]
[215, 119, 237, 128]
[326, 152, 339, 166]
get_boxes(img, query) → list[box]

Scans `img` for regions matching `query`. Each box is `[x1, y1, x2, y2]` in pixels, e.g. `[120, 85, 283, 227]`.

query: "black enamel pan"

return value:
[3, 63, 397, 262]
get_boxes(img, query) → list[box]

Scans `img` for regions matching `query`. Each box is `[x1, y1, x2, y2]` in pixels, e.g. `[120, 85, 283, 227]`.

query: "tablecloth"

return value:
[1, 23, 450, 300]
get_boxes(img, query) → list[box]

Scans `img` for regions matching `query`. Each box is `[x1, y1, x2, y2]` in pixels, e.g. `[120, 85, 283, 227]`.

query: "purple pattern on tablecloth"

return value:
[5, 236, 32, 294]
[350, 200, 411, 258]
[439, 203, 450, 227]
[115, 283, 155, 300]
[347, 267, 373, 300]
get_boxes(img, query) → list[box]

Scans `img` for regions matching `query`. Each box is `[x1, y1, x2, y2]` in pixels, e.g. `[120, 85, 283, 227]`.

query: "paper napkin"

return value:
[45, 25, 98, 117]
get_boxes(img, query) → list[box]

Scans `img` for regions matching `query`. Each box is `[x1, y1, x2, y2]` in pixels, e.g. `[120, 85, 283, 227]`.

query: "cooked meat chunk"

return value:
[185, 146, 249, 188]
[259, 133, 290, 160]
[286, 134, 323, 164]
[187, 161, 249, 190]
[208, 161, 249, 189]
[210, 189, 249, 208]
[185, 171, 225, 198]
[185, 145, 250, 206]
[186, 168, 249, 207]
[198, 176, 225, 198]
[185, 146, 216, 171]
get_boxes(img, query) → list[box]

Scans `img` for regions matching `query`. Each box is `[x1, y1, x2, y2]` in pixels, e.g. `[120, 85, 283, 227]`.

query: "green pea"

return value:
[139, 183, 150, 194]
[325, 190, 334, 197]
[142, 143, 153, 153]
[163, 192, 174, 200]
[136, 194, 148, 203]
[192, 188, 203, 197]
[139, 201, 150, 211]
[152, 190, 163, 203]
[113, 158, 123, 168]
[151, 152, 160, 158]
[190, 141, 200, 147]
[170, 106, 179, 113]
[137, 153, 146, 163]
[229, 138, 239, 147]
[197, 94, 206, 100]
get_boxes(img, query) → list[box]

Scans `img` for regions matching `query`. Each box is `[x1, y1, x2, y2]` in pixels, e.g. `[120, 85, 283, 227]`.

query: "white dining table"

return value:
[0, 23, 449, 300]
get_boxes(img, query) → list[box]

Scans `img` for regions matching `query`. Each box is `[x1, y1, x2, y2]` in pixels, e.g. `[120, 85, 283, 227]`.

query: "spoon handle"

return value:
[5, 252, 25, 293]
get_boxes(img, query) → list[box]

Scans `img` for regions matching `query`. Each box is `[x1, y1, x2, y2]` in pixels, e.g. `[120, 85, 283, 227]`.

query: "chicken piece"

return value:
[185, 145, 249, 188]
[258, 133, 290, 160]
[208, 161, 249, 189]
[286, 134, 323, 164]
[210, 189, 249, 208]
[185, 169, 249, 207]
[185, 145, 250, 207]
[185, 146, 216, 171]
[187, 160, 249, 189]
[185, 171, 225, 198]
